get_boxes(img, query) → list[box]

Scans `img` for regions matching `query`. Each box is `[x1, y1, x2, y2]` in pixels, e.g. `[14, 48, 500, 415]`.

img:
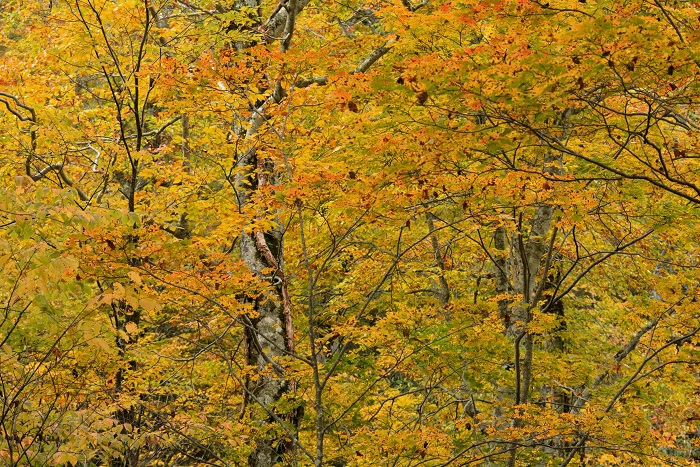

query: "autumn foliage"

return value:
[0, 0, 699, 466]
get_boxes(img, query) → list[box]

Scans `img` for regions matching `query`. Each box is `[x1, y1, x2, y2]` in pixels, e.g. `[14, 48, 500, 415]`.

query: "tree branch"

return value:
[353, 40, 394, 74]
[0, 92, 36, 122]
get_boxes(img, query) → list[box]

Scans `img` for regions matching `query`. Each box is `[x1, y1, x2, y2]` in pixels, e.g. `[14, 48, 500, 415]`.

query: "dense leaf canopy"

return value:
[0, 0, 699, 466]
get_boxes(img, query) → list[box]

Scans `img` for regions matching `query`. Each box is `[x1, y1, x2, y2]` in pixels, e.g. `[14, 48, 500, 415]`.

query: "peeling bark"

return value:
[236, 148, 294, 466]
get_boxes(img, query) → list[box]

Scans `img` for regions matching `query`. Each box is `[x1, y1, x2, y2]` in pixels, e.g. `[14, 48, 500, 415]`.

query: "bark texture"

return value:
[236, 147, 293, 467]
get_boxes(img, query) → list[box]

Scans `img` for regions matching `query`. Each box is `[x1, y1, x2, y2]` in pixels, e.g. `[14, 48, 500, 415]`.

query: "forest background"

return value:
[0, 0, 699, 466]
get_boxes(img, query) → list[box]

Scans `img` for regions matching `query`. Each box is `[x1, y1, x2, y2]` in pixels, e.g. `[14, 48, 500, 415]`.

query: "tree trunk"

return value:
[235, 97, 295, 467]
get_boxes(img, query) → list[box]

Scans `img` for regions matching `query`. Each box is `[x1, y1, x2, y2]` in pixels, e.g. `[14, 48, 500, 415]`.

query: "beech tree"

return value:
[1, 0, 699, 466]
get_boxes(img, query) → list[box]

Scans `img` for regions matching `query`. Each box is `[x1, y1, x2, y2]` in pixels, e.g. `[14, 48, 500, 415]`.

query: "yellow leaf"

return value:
[128, 270, 142, 286]
[139, 297, 161, 311]
[125, 322, 138, 335]
[91, 338, 111, 353]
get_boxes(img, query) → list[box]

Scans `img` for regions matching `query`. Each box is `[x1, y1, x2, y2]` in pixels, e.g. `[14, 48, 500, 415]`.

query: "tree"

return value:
[1, 0, 700, 466]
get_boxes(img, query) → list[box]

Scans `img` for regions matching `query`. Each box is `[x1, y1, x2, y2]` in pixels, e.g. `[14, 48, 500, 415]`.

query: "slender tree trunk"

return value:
[496, 154, 558, 467]
[426, 212, 450, 307]
[494, 225, 510, 327]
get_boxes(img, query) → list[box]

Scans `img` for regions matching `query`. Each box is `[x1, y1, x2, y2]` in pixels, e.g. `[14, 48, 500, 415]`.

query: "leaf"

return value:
[125, 321, 138, 335]
[128, 270, 142, 286]
[53, 452, 79, 465]
[91, 338, 111, 353]
[139, 297, 161, 311]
